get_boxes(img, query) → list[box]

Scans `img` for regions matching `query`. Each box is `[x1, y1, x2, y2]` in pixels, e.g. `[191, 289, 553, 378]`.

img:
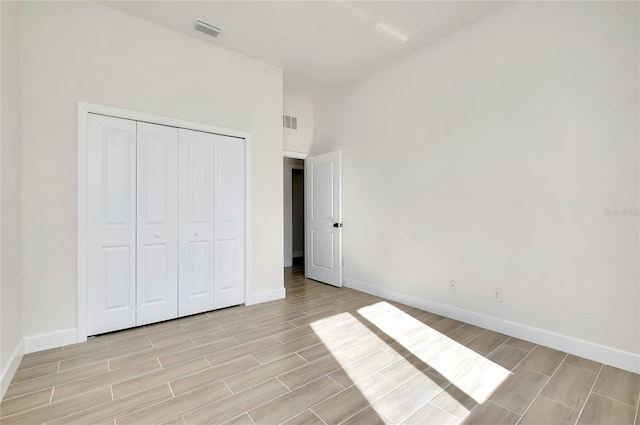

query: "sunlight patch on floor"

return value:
[310, 311, 430, 407]
[309, 301, 512, 423]
[358, 302, 511, 403]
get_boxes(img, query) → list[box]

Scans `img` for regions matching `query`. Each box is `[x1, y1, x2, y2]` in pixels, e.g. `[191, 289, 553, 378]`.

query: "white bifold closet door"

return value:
[136, 122, 179, 326]
[87, 114, 245, 336]
[178, 129, 245, 316]
[211, 134, 245, 309]
[87, 114, 138, 335]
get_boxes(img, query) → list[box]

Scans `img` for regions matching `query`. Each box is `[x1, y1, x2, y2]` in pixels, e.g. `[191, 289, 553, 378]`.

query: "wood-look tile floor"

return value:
[2, 265, 640, 424]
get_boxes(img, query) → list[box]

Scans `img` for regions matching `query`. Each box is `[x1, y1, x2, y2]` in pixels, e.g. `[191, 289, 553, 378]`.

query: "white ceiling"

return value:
[102, 1, 509, 100]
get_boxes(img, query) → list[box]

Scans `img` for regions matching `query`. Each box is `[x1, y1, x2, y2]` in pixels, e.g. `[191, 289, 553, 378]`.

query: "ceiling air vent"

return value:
[283, 115, 298, 130]
[193, 20, 222, 38]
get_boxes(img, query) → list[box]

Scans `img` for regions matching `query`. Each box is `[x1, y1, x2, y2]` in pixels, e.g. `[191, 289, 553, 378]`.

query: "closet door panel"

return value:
[87, 114, 137, 335]
[136, 122, 179, 325]
[179, 128, 215, 316]
[213, 135, 245, 309]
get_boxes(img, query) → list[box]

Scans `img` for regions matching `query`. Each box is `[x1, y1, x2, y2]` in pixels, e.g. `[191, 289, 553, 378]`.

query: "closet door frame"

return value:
[77, 102, 252, 342]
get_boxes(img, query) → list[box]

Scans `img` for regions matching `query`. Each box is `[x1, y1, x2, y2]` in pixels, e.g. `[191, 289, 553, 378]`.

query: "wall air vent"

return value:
[283, 114, 298, 130]
[193, 20, 223, 38]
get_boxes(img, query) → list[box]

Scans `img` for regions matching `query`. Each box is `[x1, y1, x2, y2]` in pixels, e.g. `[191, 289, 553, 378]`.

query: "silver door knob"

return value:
[154, 233, 160, 239]
[194, 232, 199, 236]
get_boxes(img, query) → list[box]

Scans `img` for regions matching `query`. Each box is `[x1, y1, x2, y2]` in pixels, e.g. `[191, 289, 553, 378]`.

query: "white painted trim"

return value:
[244, 131, 253, 312]
[24, 329, 77, 354]
[77, 105, 88, 342]
[343, 277, 640, 374]
[79, 102, 251, 139]
[283, 150, 308, 159]
[0, 339, 24, 401]
[293, 251, 304, 258]
[77, 102, 252, 344]
[245, 288, 286, 305]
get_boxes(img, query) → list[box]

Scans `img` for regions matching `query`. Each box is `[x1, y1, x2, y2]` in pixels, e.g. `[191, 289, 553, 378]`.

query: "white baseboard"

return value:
[24, 328, 78, 354]
[343, 277, 640, 374]
[245, 288, 286, 305]
[284, 259, 293, 267]
[1, 339, 24, 400]
[293, 251, 304, 258]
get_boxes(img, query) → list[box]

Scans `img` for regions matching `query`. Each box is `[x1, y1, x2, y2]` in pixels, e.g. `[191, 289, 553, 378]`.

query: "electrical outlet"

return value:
[492, 288, 502, 303]
[449, 280, 457, 292]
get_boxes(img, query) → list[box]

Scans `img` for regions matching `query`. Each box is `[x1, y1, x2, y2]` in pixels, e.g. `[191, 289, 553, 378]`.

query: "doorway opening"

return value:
[292, 169, 305, 268]
[284, 158, 305, 277]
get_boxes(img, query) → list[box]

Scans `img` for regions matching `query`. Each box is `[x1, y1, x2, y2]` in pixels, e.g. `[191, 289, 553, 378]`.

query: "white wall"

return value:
[0, 0, 24, 399]
[315, 2, 639, 370]
[19, 1, 284, 347]
[284, 94, 314, 155]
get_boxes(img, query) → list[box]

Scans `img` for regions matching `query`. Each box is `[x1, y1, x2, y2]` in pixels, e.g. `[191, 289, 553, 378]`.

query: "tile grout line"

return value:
[376, 377, 446, 425]
[573, 362, 604, 425]
[463, 329, 487, 348]
[486, 398, 526, 418]
[591, 390, 639, 409]
[514, 353, 568, 425]
[246, 411, 258, 425]
[535, 393, 583, 412]
[202, 354, 214, 368]
[313, 376, 378, 425]
[562, 357, 603, 374]
[425, 394, 461, 421]
[510, 343, 539, 371]
[294, 352, 310, 364]
[243, 412, 257, 425]
[230, 376, 304, 425]
[506, 346, 534, 371]
[481, 335, 511, 359]
[289, 409, 327, 425]
[461, 398, 517, 423]
[170, 360, 257, 398]
[221, 380, 234, 395]
[305, 384, 364, 425]
[310, 410, 329, 425]
[275, 376, 293, 392]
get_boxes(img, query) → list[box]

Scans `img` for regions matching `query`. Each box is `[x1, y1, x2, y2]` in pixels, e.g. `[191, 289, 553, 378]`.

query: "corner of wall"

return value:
[246, 288, 286, 306]
[23, 329, 77, 355]
[0, 0, 24, 402]
[0, 338, 23, 401]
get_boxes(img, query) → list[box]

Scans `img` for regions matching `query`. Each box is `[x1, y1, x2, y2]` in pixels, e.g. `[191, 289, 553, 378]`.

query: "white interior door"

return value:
[178, 128, 216, 316]
[87, 114, 137, 335]
[136, 122, 178, 325]
[213, 135, 245, 308]
[305, 151, 342, 287]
